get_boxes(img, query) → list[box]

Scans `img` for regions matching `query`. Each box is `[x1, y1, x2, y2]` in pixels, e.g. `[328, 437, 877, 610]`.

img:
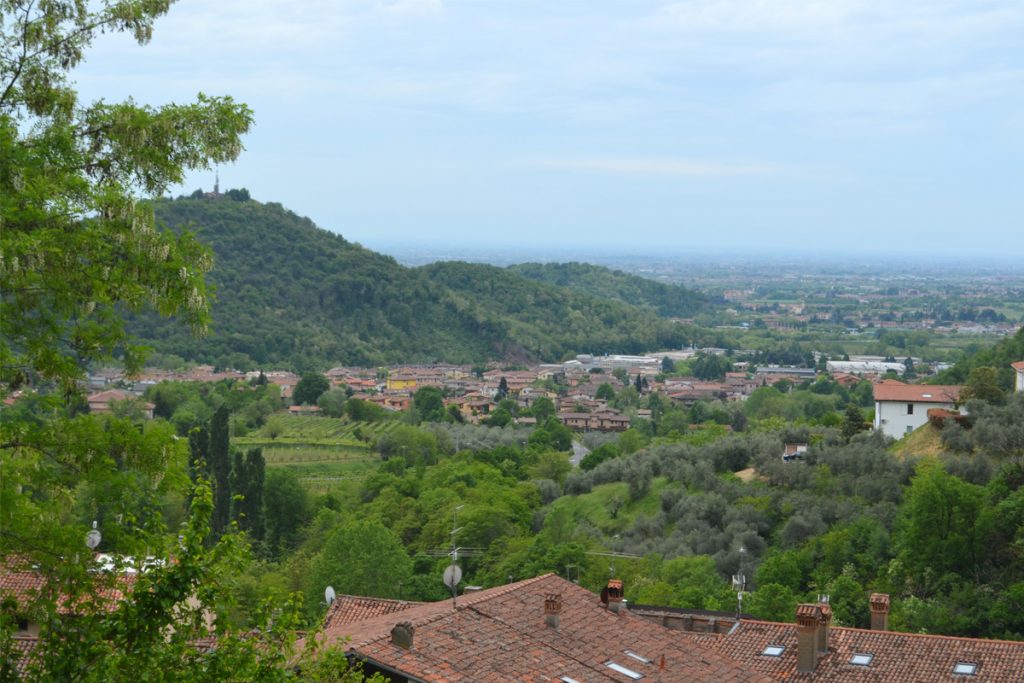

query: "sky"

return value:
[75, 0, 1024, 258]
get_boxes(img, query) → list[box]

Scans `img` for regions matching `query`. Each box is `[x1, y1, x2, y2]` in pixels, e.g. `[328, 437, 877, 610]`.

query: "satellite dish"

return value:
[325, 586, 336, 605]
[85, 521, 101, 550]
[443, 564, 462, 590]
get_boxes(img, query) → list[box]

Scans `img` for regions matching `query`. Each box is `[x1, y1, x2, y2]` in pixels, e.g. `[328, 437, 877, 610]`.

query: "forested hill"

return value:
[508, 262, 709, 318]
[130, 197, 693, 369]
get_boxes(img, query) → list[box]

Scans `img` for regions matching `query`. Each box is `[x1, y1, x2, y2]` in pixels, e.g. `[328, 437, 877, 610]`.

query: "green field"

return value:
[234, 414, 393, 492]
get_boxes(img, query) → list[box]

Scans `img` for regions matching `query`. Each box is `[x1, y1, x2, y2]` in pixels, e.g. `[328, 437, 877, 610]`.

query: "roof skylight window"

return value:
[761, 645, 785, 657]
[605, 661, 644, 679]
[953, 662, 978, 675]
[850, 653, 873, 666]
[624, 650, 652, 664]
[560, 677, 581, 683]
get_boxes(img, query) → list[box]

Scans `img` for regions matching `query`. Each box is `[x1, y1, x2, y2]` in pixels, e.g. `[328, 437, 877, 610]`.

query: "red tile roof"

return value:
[708, 619, 1024, 682]
[1012, 361, 1024, 371]
[314, 574, 769, 682]
[323, 594, 421, 630]
[872, 380, 961, 404]
[7, 636, 39, 676]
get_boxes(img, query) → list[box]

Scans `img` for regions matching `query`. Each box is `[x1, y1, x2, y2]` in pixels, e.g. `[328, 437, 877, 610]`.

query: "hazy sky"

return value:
[76, 0, 1024, 257]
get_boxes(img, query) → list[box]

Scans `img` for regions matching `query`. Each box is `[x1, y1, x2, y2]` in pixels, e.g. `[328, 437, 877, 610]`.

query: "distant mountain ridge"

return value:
[129, 197, 702, 369]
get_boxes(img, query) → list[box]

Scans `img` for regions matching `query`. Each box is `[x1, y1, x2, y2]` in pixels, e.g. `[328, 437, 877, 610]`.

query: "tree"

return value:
[662, 356, 676, 373]
[0, 3, 374, 677]
[293, 372, 330, 406]
[895, 460, 991, 590]
[264, 469, 314, 558]
[528, 396, 555, 421]
[1, 1, 251, 394]
[497, 376, 509, 399]
[595, 383, 616, 401]
[209, 404, 232, 536]
[413, 386, 446, 423]
[317, 387, 349, 417]
[960, 366, 1006, 405]
[307, 520, 412, 608]
[841, 403, 866, 441]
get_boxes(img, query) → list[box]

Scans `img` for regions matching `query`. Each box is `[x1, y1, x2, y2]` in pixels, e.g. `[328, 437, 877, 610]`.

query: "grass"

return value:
[889, 422, 945, 459]
[548, 477, 672, 535]
[234, 414, 391, 492]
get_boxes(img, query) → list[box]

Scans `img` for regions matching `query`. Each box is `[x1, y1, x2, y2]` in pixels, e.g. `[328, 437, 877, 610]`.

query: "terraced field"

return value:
[234, 415, 395, 492]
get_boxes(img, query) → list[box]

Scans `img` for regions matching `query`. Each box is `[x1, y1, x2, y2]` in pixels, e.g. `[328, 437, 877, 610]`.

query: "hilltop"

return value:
[129, 196, 702, 369]
[508, 261, 708, 318]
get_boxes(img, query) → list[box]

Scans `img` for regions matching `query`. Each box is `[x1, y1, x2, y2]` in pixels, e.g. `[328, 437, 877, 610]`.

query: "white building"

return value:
[872, 380, 961, 438]
[1013, 361, 1024, 393]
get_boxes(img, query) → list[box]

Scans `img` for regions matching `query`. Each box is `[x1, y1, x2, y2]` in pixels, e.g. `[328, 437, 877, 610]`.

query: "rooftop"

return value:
[315, 574, 769, 682]
[872, 380, 961, 403]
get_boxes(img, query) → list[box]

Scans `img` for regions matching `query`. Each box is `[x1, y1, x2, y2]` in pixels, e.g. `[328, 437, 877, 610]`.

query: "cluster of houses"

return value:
[68, 354, 1024, 441]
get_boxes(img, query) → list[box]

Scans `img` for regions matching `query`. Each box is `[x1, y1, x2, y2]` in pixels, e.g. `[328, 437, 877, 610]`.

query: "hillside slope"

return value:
[129, 197, 693, 368]
[508, 262, 708, 318]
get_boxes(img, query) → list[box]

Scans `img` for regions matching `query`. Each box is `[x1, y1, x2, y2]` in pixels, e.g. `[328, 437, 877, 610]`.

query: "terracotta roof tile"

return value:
[315, 574, 770, 682]
[872, 380, 961, 403]
[712, 619, 1024, 682]
[323, 594, 422, 629]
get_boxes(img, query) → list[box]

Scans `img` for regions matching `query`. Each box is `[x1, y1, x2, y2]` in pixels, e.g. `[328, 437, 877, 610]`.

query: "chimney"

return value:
[391, 621, 415, 649]
[869, 593, 890, 631]
[795, 604, 822, 673]
[604, 579, 624, 614]
[817, 602, 832, 654]
[544, 593, 563, 630]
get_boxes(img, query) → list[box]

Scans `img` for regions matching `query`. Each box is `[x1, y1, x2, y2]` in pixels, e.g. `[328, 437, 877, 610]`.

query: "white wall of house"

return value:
[873, 399, 956, 438]
[1016, 367, 1024, 393]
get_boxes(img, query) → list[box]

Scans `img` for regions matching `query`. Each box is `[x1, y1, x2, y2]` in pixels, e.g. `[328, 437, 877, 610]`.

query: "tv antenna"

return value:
[85, 521, 101, 550]
[731, 544, 747, 619]
[444, 505, 464, 607]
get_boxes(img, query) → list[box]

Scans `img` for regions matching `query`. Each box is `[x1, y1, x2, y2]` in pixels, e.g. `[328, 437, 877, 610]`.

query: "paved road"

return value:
[570, 441, 590, 467]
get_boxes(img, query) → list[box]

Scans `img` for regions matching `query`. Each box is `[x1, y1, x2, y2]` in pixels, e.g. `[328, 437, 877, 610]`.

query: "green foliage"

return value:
[938, 326, 1024, 390]
[0, 0, 251, 393]
[507, 262, 708, 317]
[895, 460, 991, 592]
[129, 201, 695, 368]
[960, 366, 1006, 405]
[264, 469, 314, 558]
[316, 388, 349, 418]
[595, 383, 616, 401]
[209, 405, 232, 536]
[412, 386, 446, 423]
[307, 519, 413, 610]
[293, 373, 330, 406]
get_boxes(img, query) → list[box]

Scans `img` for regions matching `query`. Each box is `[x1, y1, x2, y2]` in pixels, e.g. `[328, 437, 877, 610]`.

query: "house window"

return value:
[907, 403, 914, 415]
[953, 662, 978, 675]
[761, 645, 785, 657]
[850, 653, 874, 666]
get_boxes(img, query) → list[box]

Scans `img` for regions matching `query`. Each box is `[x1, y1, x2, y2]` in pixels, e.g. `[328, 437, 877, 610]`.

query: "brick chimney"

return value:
[795, 604, 822, 673]
[544, 593, 563, 630]
[870, 593, 890, 631]
[391, 621, 415, 649]
[605, 579, 624, 614]
[817, 602, 832, 654]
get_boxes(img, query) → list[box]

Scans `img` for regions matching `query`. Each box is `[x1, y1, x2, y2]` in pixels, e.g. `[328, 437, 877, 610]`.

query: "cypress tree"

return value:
[230, 450, 245, 526]
[187, 425, 209, 485]
[244, 448, 266, 542]
[209, 405, 231, 535]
